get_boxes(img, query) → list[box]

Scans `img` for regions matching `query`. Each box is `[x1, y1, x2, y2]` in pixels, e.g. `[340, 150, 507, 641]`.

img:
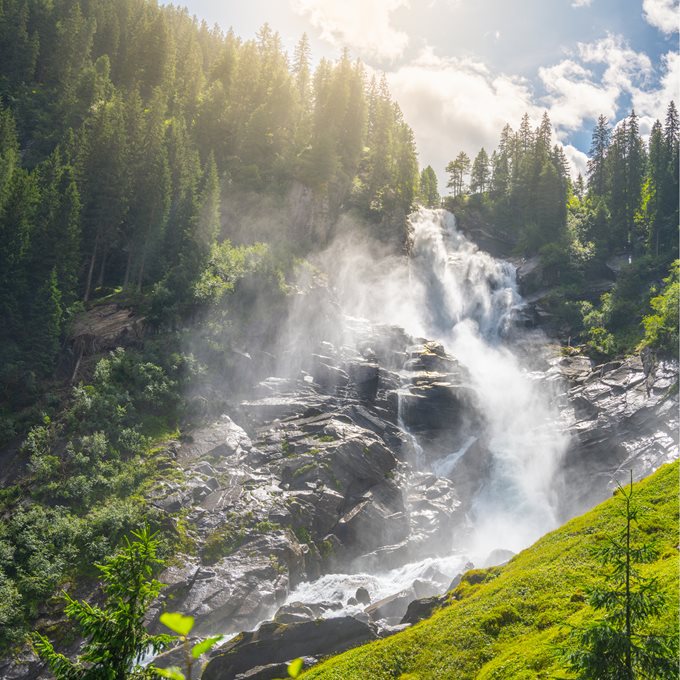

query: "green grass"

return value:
[303, 462, 679, 679]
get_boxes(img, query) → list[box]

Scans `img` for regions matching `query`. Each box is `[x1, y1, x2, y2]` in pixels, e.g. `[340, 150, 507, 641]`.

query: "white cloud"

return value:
[632, 50, 680, 123]
[642, 0, 679, 34]
[386, 48, 544, 183]
[539, 35, 653, 134]
[562, 144, 589, 178]
[385, 36, 670, 186]
[539, 59, 619, 130]
[291, 0, 410, 60]
[571, 0, 593, 7]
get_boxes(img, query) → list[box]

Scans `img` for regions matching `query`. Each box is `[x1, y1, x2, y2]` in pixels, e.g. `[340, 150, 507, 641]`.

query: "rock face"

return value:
[2, 289, 677, 680]
[137, 321, 474, 649]
[202, 617, 378, 680]
[554, 353, 678, 516]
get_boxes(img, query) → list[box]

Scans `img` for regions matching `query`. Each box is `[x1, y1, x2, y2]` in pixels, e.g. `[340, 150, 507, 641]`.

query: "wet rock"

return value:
[483, 549, 515, 567]
[400, 595, 446, 625]
[355, 586, 371, 605]
[233, 657, 317, 679]
[364, 589, 415, 622]
[273, 602, 315, 624]
[557, 355, 679, 515]
[412, 579, 440, 599]
[347, 361, 380, 401]
[155, 531, 305, 636]
[179, 415, 252, 463]
[202, 617, 378, 680]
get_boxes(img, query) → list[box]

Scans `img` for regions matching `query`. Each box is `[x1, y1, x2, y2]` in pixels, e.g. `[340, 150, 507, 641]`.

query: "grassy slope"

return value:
[304, 462, 679, 679]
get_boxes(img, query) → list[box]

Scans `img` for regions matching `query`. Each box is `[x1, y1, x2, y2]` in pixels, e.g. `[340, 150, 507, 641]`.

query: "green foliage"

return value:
[418, 166, 440, 208]
[641, 260, 679, 355]
[29, 527, 173, 679]
[0, 0, 418, 409]
[0, 347, 183, 647]
[563, 475, 678, 679]
[157, 610, 221, 679]
[301, 463, 679, 679]
[288, 657, 304, 677]
[159, 612, 195, 637]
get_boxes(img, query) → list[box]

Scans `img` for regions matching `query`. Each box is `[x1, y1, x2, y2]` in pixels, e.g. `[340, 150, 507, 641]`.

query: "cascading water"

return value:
[279, 207, 568, 623]
[406, 208, 568, 556]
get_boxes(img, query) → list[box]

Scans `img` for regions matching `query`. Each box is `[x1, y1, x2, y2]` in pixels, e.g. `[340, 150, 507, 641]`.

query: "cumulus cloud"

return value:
[539, 35, 652, 134]
[642, 0, 679, 34]
[562, 144, 589, 178]
[571, 0, 593, 7]
[385, 35, 673, 185]
[291, 0, 409, 60]
[632, 50, 680, 126]
[386, 48, 545, 182]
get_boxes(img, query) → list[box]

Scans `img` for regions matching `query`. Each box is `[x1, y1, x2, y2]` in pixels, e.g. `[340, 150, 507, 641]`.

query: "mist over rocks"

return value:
[3, 212, 675, 680]
[148, 209, 676, 678]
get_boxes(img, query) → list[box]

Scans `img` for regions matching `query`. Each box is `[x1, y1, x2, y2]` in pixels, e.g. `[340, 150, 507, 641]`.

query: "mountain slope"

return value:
[303, 461, 679, 679]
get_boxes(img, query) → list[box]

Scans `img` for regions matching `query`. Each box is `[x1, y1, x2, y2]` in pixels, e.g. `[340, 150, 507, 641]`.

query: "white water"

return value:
[406, 208, 567, 556]
[285, 553, 467, 618]
[276, 208, 568, 623]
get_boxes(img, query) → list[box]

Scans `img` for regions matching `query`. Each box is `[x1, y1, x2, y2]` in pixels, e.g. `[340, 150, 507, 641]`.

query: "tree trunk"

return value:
[83, 234, 99, 302]
[123, 248, 133, 290]
[97, 247, 108, 289]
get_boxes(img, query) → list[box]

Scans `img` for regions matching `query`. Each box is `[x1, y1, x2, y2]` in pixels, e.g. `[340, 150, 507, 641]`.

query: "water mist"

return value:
[404, 208, 568, 558]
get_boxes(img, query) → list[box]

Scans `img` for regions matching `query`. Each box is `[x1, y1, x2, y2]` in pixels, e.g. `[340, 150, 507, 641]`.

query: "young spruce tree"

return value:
[30, 527, 172, 680]
[565, 472, 679, 679]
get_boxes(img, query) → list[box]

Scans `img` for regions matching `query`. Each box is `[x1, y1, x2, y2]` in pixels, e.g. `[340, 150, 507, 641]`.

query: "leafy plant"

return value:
[29, 527, 172, 679]
[640, 259, 679, 355]
[156, 611, 220, 680]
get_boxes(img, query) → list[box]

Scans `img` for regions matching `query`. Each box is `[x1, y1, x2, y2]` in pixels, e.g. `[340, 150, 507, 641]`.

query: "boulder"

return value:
[364, 589, 415, 621]
[400, 595, 445, 625]
[355, 587, 371, 605]
[202, 617, 378, 680]
[482, 549, 515, 567]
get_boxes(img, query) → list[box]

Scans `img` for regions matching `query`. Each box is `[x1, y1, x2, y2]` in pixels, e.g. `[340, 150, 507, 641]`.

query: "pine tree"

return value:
[30, 527, 172, 679]
[565, 473, 679, 679]
[29, 268, 62, 375]
[470, 148, 490, 194]
[419, 165, 440, 208]
[587, 114, 611, 197]
[446, 151, 471, 197]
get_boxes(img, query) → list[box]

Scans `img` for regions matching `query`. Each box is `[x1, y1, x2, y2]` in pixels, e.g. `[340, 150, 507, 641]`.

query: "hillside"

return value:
[302, 461, 679, 679]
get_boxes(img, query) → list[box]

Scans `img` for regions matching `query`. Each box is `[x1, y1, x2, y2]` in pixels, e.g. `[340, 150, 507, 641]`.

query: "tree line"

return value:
[0, 0, 420, 403]
[445, 105, 678, 260]
[444, 105, 679, 356]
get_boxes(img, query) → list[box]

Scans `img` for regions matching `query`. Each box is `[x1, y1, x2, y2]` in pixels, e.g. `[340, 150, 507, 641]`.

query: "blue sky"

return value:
[163, 0, 679, 180]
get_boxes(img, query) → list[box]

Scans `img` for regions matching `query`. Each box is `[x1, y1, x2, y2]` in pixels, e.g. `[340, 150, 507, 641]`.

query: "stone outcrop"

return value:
[554, 353, 678, 516]
[202, 617, 378, 680]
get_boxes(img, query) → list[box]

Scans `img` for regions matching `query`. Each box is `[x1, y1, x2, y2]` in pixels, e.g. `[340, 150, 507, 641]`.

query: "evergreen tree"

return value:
[446, 151, 471, 197]
[470, 148, 490, 194]
[30, 527, 172, 680]
[29, 268, 62, 375]
[565, 474, 679, 679]
[419, 165, 440, 208]
[587, 114, 611, 197]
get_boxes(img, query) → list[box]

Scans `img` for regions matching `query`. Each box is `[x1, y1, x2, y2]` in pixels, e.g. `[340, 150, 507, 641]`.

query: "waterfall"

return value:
[406, 208, 567, 556]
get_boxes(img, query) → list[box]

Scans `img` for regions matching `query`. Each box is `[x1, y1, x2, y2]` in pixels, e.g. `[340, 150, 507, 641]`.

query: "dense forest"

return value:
[0, 0, 420, 413]
[0, 0, 677, 666]
[445, 106, 679, 357]
[0, 0, 423, 649]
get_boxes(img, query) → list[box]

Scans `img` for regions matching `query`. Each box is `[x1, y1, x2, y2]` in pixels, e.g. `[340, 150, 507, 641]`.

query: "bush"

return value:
[641, 260, 679, 355]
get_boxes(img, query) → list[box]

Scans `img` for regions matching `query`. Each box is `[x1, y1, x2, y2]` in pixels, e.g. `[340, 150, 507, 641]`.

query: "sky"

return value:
[162, 0, 680, 182]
